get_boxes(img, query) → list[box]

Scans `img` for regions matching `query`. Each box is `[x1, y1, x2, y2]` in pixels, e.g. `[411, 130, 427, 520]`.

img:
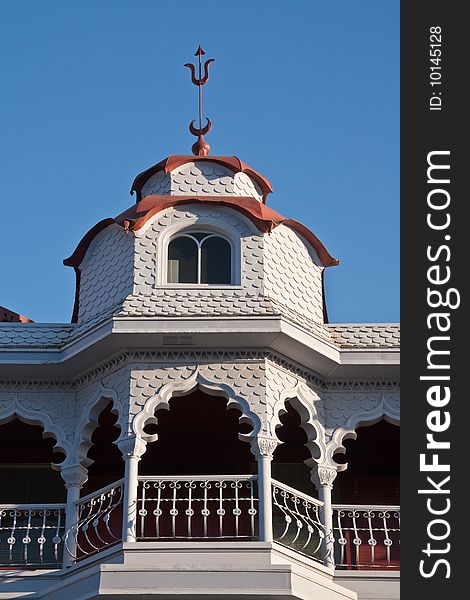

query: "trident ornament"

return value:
[184, 46, 215, 156]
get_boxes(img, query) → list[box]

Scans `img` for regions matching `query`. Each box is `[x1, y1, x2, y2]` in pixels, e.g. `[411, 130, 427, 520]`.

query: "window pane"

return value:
[168, 237, 198, 283]
[201, 237, 231, 284]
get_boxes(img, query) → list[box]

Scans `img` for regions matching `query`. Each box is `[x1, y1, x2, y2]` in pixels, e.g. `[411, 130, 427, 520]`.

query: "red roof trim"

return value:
[65, 197, 339, 269]
[282, 219, 340, 268]
[0, 305, 34, 323]
[116, 195, 285, 234]
[130, 155, 273, 202]
[64, 218, 117, 269]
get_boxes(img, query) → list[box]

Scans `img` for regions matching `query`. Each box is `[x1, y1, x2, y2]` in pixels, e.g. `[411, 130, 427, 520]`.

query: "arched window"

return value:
[167, 233, 232, 284]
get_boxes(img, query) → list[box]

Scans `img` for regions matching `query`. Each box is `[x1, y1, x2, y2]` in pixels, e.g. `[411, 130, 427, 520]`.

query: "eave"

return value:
[0, 315, 399, 383]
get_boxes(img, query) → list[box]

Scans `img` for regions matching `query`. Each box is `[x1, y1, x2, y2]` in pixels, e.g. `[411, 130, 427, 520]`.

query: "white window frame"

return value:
[158, 220, 241, 288]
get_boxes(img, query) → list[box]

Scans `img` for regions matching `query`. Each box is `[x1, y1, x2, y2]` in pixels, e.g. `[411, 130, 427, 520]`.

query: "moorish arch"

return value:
[80, 401, 124, 496]
[132, 368, 261, 447]
[333, 420, 399, 505]
[74, 383, 122, 468]
[0, 398, 72, 469]
[0, 401, 70, 504]
[325, 394, 400, 470]
[270, 383, 327, 466]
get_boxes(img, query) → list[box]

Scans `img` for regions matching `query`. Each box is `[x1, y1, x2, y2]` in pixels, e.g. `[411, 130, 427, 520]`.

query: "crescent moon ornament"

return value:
[189, 118, 212, 137]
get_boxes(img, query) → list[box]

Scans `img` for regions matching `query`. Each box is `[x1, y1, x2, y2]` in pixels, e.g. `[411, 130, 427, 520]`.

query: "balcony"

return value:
[0, 397, 399, 599]
[1, 478, 399, 573]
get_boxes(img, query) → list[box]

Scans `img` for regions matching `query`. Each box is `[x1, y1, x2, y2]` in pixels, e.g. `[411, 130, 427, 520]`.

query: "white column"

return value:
[252, 436, 278, 543]
[60, 464, 88, 567]
[118, 436, 146, 543]
[311, 464, 337, 570]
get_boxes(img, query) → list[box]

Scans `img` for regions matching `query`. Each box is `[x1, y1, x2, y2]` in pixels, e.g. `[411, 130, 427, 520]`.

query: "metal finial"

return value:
[184, 46, 215, 156]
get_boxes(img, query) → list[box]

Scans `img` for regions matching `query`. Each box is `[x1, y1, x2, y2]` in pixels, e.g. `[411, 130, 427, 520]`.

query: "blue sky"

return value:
[0, 0, 399, 324]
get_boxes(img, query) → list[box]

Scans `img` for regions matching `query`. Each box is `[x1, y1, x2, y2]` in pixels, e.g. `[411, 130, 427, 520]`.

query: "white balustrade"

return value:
[333, 504, 400, 569]
[0, 504, 65, 568]
[271, 479, 328, 563]
[137, 475, 258, 540]
[3, 480, 399, 572]
[64, 480, 124, 561]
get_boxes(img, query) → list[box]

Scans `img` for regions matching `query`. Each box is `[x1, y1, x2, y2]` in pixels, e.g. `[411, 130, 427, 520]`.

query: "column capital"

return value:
[61, 464, 88, 489]
[311, 464, 338, 490]
[117, 435, 147, 460]
[251, 436, 278, 460]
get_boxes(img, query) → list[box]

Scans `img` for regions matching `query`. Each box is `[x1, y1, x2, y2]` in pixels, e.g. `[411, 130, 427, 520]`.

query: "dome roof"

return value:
[130, 155, 273, 203]
[64, 153, 339, 324]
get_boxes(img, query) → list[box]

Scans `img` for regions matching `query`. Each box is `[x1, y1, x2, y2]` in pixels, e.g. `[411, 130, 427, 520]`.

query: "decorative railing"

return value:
[137, 475, 258, 540]
[1, 484, 400, 574]
[271, 479, 327, 563]
[0, 504, 66, 568]
[332, 504, 400, 569]
[64, 480, 124, 561]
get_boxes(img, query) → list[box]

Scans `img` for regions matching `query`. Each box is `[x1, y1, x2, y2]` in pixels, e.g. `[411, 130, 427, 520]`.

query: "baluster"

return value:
[300, 501, 315, 552]
[82, 499, 100, 553]
[381, 511, 392, 566]
[8, 510, 18, 565]
[217, 481, 224, 537]
[53, 509, 63, 563]
[336, 510, 346, 566]
[291, 497, 303, 545]
[202, 481, 209, 538]
[38, 510, 47, 565]
[71, 502, 87, 556]
[23, 509, 32, 565]
[107, 487, 122, 542]
[139, 481, 147, 538]
[233, 481, 240, 538]
[186, 482, 194, 538]
[273, 487, 291, 542]
[350, 510, 361, 565]
[248, 480, 256, 538]
[92, 495, 108, 546]
[155, 482, 163, 538]
[170, 482, 178, 538]
[366, 510, 376, 565]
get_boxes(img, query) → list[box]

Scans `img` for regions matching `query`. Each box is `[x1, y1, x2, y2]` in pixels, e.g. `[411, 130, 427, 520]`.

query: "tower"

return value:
[0, 48, 399, 600]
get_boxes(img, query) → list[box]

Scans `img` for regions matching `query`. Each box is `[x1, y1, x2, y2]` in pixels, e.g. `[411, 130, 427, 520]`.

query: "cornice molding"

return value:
[0, 349, 400, 393]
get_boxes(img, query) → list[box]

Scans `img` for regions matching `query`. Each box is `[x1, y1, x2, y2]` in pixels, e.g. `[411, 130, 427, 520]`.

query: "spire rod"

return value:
[184, 46, 215, 156]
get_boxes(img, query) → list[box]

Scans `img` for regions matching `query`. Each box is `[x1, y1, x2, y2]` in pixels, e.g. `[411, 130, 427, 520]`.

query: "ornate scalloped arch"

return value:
[132, 368, 261, 444]
[0, 398, 73, 469]
[74, 383, 121, 467]
[270, 383, 326, 464]
[325, 394, 400, 470]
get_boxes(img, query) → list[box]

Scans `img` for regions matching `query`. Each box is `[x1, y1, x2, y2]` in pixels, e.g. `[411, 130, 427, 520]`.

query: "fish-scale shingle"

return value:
[326, 324, 400, 349]
[0, 324, 74, 348]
